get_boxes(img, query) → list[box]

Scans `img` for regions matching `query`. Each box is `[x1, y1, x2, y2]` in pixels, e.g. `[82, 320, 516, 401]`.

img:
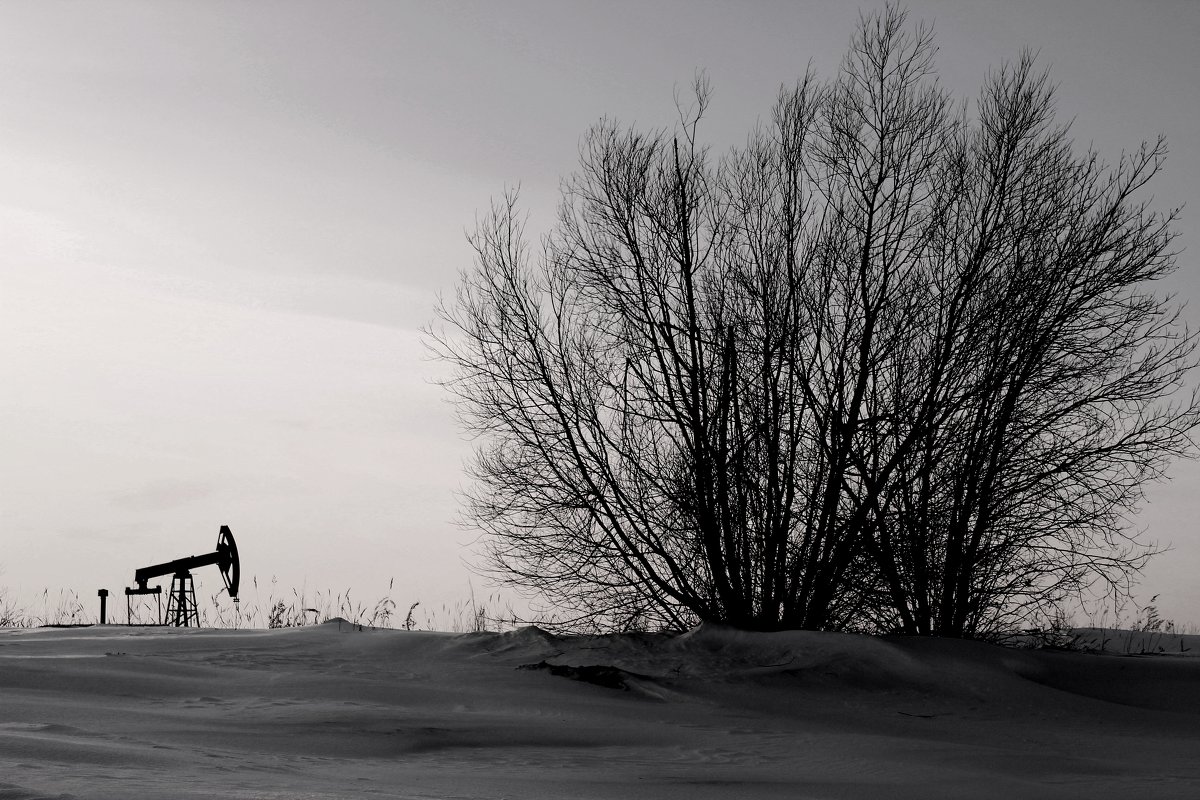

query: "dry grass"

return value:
[199, 577, 522, 632]
[0, 577, 529, 632]
[0, 588, 88, 628]
[1016, 593, 1199, 655]
[4, 581, 1195, 647]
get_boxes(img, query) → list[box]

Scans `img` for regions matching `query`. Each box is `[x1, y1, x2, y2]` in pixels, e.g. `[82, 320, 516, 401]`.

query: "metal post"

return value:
[98, 589, 109, 625]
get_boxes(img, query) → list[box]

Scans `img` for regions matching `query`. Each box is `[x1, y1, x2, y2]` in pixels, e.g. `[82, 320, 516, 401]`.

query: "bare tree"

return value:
[427, 5, 1197, 635]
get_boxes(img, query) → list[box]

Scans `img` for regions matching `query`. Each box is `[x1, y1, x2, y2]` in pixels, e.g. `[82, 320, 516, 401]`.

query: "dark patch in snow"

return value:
[519, 660, 650, 691]
[0, 781, 77, 799]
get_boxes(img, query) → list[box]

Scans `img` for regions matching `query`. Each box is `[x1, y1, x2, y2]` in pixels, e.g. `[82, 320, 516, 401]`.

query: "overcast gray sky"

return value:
[2, 0, 1198, 625]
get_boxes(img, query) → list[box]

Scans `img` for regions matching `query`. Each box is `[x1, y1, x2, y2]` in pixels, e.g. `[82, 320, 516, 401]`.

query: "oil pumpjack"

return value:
[125, 525, 240, 626]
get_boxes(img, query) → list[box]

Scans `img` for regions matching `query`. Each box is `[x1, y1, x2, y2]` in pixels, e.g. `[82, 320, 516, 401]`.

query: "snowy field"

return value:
[2, 622, 1198, 799]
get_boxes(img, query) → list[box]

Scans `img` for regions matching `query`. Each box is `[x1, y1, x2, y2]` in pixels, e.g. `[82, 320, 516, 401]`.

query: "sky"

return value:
[1, 0, 1198, 626]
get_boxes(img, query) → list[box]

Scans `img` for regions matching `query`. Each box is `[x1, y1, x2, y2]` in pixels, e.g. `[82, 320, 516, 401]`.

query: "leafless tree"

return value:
[427, 5, 1197, 635]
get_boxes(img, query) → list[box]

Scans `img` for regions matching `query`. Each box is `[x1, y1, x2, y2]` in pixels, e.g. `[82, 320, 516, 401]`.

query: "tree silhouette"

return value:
[428, 5, 1198, 635]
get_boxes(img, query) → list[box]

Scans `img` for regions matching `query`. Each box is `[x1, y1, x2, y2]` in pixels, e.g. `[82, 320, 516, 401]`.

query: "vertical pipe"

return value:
[98, 589, 109, 625]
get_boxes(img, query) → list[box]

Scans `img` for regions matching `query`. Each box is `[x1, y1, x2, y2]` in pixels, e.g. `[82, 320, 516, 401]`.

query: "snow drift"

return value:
[2, 622, 1198, 798]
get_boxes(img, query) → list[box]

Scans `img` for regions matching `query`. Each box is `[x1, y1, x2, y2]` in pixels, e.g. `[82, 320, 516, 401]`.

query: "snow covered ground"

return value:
[2, 622, 1198, 799]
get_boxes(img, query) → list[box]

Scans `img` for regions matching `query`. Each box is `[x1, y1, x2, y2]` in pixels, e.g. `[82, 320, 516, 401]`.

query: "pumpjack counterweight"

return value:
[126, 525, 240, 626]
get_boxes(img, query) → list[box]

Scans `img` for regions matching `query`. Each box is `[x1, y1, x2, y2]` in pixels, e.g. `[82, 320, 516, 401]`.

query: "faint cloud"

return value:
[60, 524, 146, 543]
[110, 479, 213, 512]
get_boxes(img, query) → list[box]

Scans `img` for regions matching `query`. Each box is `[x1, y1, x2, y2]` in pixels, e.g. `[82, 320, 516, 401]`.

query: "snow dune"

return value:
[2, 622, 1198, 799]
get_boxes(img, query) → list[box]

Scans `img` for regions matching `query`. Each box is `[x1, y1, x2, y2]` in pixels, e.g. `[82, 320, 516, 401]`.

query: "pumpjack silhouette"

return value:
[125, 525, 240, 626]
